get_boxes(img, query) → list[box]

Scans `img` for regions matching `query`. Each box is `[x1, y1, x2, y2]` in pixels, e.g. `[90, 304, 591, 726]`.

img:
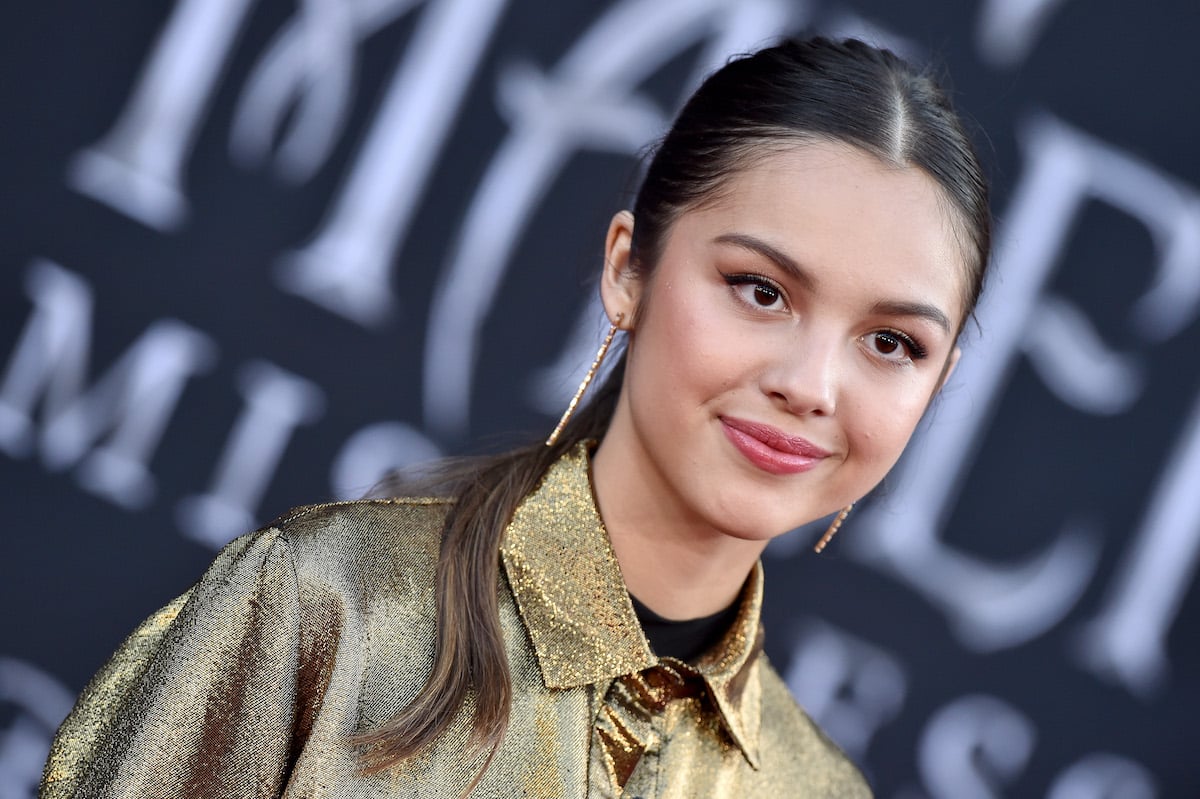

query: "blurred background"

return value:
[1, 1, 1197, 796]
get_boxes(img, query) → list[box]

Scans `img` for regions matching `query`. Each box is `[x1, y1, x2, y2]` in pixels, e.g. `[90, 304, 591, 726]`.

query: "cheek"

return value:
[844, 387, 932, 469]
[636, 278, 737, 395]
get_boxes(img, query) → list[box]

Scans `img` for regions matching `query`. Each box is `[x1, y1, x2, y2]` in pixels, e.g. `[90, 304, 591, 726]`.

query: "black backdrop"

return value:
[2, 1, 1198, 796]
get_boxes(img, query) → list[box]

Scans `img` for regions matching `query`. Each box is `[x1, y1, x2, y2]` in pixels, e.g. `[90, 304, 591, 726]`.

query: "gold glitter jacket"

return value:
[41, 446, 870, 798]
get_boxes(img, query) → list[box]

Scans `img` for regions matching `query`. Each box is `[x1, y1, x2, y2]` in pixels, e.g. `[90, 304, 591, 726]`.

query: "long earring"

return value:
[545, 313, 623, 447]
[814, 504, 853, 553]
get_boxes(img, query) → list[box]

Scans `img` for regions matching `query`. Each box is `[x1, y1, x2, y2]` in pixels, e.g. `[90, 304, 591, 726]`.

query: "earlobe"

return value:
[600, 210, 641, 328]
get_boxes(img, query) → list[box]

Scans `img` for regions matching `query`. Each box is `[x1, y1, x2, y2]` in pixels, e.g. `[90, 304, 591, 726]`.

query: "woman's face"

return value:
[595, 140, 968, 544]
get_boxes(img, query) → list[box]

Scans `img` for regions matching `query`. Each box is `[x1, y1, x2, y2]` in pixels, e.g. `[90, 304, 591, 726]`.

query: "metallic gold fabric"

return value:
[41, 445, 870, 798]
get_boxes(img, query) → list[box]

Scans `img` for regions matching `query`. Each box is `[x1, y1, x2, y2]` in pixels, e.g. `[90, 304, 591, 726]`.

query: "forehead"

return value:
[677, 140, 970, 324]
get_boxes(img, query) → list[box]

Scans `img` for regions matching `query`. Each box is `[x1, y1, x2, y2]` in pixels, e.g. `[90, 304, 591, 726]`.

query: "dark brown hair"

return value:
[356, 36, 991, 773]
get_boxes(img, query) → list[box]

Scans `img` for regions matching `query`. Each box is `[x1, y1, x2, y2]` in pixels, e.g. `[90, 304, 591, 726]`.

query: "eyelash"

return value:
[723, 272, 786, 309]
[721, 272, 930, 362]
[873, 329, 929, 361]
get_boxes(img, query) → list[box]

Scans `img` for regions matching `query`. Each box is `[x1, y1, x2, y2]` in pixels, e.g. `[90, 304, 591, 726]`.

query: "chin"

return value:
[704, 496, 814, 544]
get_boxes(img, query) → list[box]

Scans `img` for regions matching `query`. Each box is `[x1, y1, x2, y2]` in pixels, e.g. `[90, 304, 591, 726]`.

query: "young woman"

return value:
[40, 37, 990, 798]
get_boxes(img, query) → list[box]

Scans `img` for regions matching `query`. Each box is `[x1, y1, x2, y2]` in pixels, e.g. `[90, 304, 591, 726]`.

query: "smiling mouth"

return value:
[719, 416, 830, 475]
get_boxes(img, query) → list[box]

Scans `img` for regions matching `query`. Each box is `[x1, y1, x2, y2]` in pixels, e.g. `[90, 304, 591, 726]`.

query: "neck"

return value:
[591, 433, 766, 621]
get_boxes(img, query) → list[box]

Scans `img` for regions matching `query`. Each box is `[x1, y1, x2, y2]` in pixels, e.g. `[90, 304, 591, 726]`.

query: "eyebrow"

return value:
[714, 232, 952, 333]
[870, 300, 952, 333]
[713, 233, 818, 292]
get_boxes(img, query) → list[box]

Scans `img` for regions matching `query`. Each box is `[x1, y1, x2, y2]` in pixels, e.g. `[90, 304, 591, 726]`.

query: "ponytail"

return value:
[355, 354, 626, 772]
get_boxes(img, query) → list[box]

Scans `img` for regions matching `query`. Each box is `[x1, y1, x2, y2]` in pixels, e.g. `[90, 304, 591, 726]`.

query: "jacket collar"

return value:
[499, 443, 764, 767]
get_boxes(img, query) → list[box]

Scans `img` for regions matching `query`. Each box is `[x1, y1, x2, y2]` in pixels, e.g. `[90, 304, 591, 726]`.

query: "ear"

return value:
[600, 210, 642, 329]
[935, 346, 962, 394]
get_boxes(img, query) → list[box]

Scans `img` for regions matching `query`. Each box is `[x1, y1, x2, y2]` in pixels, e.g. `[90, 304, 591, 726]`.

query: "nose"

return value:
[760, 331, 840, 416]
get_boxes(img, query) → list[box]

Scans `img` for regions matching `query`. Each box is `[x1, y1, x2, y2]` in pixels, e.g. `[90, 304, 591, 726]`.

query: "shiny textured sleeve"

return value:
[40, 528, 308, 799]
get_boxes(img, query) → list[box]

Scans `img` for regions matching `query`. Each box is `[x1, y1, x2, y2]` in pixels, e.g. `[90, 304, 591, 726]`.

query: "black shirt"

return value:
[629, 593, 742, 664]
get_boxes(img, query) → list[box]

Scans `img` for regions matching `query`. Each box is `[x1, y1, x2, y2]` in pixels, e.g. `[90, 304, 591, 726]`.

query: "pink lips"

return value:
[720, 417, 830, 475]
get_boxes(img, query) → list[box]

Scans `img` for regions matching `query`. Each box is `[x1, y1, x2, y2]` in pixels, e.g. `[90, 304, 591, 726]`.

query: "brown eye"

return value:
[723, 273, 787, 311]
[863, 330, 927, 363]
[753, 284, 779, 306]
[874, 332, 901, 354]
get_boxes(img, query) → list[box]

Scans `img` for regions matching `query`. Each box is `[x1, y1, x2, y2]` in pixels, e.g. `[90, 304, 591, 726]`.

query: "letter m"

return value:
[0, 261, 215, 508]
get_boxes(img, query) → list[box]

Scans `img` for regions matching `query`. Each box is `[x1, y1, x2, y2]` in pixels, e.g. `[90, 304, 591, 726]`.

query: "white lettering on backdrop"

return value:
[0, 658, 74, 799]
[0, 261, 216, 509]
[1047, 753, 1158, 799]
[67, 0, 510, 325]
[423, 0, 797, 437]
[848, 115, 1200, 676]
[3, 2, 1193, 795]
[177, 361, 326, 548]
[1077, 386, 1200, 696]
[783, 620, 907, 763]
[68, 0, 259, 230]
[918, 695, 1036, 799]
[330, 421, 443, 500]
[976, 0, 1072, 67]
[277, 0, 510, 324]
[230, 0, 427, 184]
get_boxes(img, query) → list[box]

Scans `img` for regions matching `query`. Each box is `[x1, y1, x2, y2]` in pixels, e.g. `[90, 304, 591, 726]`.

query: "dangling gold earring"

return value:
[814, 504, 853, 553]
[545, 313, 623, 447]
